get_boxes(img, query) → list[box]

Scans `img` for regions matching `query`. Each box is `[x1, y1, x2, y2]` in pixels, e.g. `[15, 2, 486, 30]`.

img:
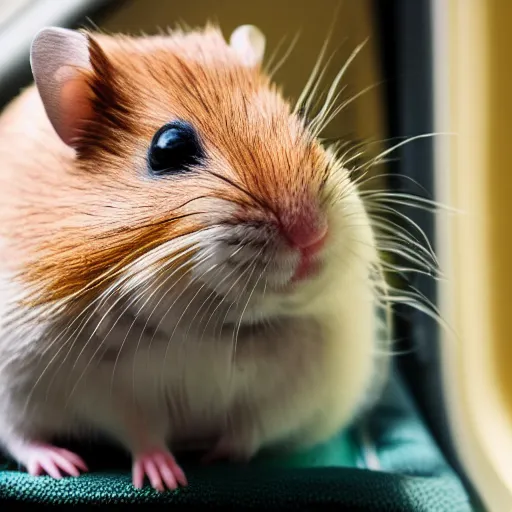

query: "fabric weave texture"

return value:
[0, 370, 472, 510]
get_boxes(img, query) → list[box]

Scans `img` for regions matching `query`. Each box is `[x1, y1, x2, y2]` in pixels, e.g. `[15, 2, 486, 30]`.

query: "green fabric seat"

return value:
[0, 369, 472, 510]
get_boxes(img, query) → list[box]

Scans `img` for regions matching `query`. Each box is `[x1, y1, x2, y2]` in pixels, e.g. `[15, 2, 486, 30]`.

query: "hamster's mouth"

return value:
[257, 248, 326, 297]
[290, 254, 322, 283]
[275, 257, 324, 295]
[191, 225, 330, 300]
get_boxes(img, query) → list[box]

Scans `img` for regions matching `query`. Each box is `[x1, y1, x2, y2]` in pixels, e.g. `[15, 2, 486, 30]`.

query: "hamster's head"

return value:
[28, 25, 377, 321]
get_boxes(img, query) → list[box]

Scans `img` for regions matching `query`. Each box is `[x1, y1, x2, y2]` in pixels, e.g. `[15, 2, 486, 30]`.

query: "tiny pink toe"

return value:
[163, 453, 187, 487]
[27, 461, 42, 477]
[39, 459, 63, 479]
[132, 449, 187, 491]
[154, 456, 178, 490]
[50, 453, 80, 477]
[159, 468, 177, 490]
[170, 462, 187, 487]
[21, 442, 86, 479]
[144, 459, 164, 492]
[132, 463, 144, 489]
[58, 449, 88, 472]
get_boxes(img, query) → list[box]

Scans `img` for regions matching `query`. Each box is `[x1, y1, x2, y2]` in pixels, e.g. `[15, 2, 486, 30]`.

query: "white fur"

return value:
[0, 29, 390, 471]
[0, 176, 389, 464]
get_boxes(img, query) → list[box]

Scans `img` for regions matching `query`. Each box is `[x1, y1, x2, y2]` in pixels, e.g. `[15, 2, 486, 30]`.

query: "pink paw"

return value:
[20, 442, 88, 478]
[132, 449, 187, 492]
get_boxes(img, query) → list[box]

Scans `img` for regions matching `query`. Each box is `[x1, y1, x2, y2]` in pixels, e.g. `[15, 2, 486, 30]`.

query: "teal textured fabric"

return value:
[0, 369, 472, 510]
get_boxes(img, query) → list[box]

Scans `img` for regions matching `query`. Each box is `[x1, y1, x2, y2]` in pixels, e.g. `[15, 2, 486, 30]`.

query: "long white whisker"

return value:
[231, 256, 270, 366]
[385, 286, 453, 335]
[62, 238, 208, 405]
[310, 40, 367, 133]
[161, 260, 221, 371]
[136, 249, 222, 365]
[370, 216, 439, 264]
[267, 32, 301, 78]
[181, 250, 246, 344]
[194, 245, 248, 332]
[352, 133, 454, 175]
[360, 191, 451, 209]
[314, 81, 379, 135]
[124, 251, 217, 398]
[369, 212, 439, 266]
[70, 246, 199, 373]
[37, 232, 208, 361]
[202, 246, 267, 343]
[49, 244, 199, 375]
[303, 52, 342, 118]
[264, 33, 288, 73]
[294, 15, 340, 114]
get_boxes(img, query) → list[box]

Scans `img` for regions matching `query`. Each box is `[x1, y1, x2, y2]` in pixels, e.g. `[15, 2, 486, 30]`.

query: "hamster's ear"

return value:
[229, 25, 266, 68]
[31, 27, 96, 148]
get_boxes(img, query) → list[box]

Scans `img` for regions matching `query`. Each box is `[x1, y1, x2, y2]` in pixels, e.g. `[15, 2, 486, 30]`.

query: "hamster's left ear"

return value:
[229, 25, 266, 68]
[30, 27, 95, 148]
[30, 26, 125, 156]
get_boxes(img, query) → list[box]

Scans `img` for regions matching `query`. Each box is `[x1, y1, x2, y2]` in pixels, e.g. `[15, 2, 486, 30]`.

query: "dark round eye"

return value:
[148, 120, 204, 175]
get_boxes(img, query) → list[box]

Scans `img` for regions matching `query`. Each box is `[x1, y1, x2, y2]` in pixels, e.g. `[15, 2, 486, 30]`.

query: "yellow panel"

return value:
[435, 0, 512, 509]
[487, 0, 512, 423]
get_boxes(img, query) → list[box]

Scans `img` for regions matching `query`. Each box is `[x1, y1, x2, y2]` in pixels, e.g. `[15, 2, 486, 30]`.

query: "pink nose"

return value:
[282, 216, 328, 257]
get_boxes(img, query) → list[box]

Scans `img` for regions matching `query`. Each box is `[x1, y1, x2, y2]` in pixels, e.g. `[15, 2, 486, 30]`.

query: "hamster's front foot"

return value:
[132, 448, 187, 492]
[16, 441, 88, 478]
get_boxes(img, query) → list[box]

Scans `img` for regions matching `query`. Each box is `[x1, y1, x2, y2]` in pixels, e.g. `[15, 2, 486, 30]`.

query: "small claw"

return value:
[27, 461, 43, 477]
[171, 461, 188, 487]
[38, 459, 63, 479]
[58, 448, 89, 472]
[132, 463, 144, 489]
[132, 449, 187, 492]
[47, 452, 80, 477]
[17, 442, 87, 479]
[154, 454, 177, 489]
[145, 459, 164, 492]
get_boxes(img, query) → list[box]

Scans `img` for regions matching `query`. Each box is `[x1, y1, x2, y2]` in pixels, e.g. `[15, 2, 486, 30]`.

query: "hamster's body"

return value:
[0, 25, 389, 490]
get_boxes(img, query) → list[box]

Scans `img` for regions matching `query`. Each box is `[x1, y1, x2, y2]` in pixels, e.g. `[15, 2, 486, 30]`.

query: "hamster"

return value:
[0, 24, 390, 491]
